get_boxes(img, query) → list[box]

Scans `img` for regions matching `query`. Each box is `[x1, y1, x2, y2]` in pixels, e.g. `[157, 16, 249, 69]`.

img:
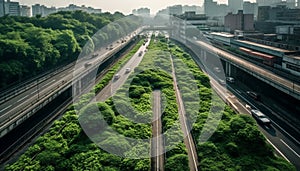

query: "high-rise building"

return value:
[0, 0, 4, 17]
[228, 0, 243, 14]
[6, 0, 20, 16]
[204, 0, 217, 17]
[32, 4, 42, 16]
[20, 5, 30, 16]
[225, 10, 254, 32]
[243, 1, 258, 19]
[204, 0, 228, 17]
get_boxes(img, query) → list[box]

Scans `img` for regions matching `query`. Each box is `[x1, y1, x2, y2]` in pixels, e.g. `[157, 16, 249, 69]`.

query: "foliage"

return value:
[0, 11, 142, 89]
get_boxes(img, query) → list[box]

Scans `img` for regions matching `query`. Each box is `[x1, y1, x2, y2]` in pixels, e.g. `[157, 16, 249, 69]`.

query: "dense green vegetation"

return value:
[5, 36, 148, 171]
[5, 33, 295, 171]
[0, 11, 141, 89]
[168, 39, 295, 171]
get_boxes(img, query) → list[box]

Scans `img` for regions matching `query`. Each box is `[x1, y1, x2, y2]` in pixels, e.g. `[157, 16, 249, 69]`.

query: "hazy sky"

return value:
[17, 0, 256, 14]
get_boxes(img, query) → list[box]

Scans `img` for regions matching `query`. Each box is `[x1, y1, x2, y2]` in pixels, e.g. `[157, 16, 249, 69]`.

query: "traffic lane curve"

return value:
[195, 41, 300, 96]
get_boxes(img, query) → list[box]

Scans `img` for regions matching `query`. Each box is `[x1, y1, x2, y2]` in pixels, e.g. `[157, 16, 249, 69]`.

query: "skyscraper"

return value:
[228, 0, 243, 14]
[0, 0, 4, 17]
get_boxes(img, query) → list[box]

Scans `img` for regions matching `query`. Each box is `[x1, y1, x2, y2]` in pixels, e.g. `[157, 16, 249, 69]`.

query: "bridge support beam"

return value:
[225, 62, 232, 76]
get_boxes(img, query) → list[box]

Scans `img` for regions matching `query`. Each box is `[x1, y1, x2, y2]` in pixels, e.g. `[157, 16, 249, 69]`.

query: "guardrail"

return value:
[0, 27, 145, 105]
[0, 28, 143, 137]
[0, 62, 75, 105]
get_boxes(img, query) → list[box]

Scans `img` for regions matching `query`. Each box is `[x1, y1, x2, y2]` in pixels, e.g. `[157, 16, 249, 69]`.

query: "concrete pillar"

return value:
[226, 62, 232, 76]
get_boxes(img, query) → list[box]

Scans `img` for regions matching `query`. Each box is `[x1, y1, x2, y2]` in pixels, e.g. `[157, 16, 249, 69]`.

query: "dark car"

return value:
[251, 109, 271, 126]
[226, 77, 235, 83]
[246, 91, 260, 100]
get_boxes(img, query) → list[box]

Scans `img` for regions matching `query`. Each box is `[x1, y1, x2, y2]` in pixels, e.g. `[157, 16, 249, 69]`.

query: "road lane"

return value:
[151, 90, 164, 171]
[170, 55, 199, 171]
[0, 31, 141, 137]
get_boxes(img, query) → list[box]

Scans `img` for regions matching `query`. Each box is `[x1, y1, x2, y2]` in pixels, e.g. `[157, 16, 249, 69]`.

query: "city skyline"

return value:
[16, 0, 255, 14]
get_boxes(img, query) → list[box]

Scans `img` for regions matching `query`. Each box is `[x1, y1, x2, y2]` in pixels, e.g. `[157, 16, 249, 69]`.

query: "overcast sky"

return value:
[17, 0, 256, 14]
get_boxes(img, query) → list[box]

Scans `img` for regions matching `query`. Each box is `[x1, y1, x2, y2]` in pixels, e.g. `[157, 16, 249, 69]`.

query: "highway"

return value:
[170, 55, 199, 171]
[228, 81, 300, 170]
[190, 41, 300, 170]
[0, 30, 140, 138]
[151, 90, 164, 171]
[96, 35, 150, 101]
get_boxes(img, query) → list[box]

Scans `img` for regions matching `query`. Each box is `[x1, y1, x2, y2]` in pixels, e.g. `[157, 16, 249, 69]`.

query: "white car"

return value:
[125, 68, 131, 73]
[251, 109, 271, 126]
[114, 74, 120, 80]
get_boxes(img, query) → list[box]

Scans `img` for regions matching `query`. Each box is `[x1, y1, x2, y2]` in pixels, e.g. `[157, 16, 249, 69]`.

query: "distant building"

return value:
[228, 0, 243, 14]
[204, 0, 229, 17]
[0, 0, 4, 17]
[5, 0, 20, 16]
[204, 0, 218, 17]
[256, 0, 282, 7]
[257, 5, 300, 21]
[32, 4, 43, 16]
[243, 1, 258, 19]
[256, 6, 300, 33]
[169, 5, 182, 15]
[171, 11, 208, 39]
[20, 5, 30, 17]
[224, 10, 254, 32]
[58, 4, 101, 14]
[276, 25, 300, 41]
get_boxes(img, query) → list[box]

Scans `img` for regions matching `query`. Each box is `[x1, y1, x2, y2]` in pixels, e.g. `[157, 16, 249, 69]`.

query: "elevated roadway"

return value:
[0, 28, 143, 138]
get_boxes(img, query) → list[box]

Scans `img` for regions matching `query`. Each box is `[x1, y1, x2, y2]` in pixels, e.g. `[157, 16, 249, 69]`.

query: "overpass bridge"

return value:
[186, 39, 300, 100]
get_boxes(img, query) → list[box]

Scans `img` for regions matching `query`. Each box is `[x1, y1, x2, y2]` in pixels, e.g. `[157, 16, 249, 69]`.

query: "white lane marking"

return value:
[229, 86, 300, 146]
[280, 139, 300, 158]
[0, 105, 12, 113]
[60, 74, 65, 78]
[41, 79, 56, 88]
[17, 95, 29, 102]
[266, 139, 290, 162]
[31, 89, 37, 94]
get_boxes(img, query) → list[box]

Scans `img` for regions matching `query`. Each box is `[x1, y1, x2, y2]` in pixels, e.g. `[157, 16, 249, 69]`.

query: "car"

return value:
[125, 68, 131, 73]
[84, 62, 92, 68]
[226, 77, 235, 83]
[114, 74, 120, 80]
[246, 91, 260, 100]
[138, 51, 143, 56]
[251, 109, 271, 126]
[218, 79, 226, 85]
